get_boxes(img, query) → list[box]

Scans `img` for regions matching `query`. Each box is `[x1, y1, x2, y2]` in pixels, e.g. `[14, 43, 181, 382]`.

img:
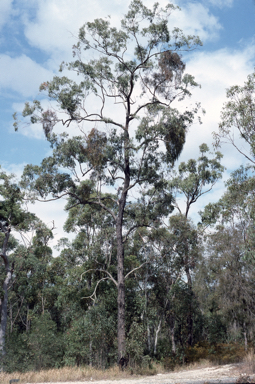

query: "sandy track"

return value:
[27, 363, 254, 384]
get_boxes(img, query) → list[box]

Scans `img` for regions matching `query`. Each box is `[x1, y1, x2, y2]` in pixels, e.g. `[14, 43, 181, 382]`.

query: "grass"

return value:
[242, 349, 255, 375]
[0, 359, 226, 384]
[0, 346, 251, 384]
[0, 363, 165, 384]
[184, 342, 247, 365]
[174, 358, 214, 371]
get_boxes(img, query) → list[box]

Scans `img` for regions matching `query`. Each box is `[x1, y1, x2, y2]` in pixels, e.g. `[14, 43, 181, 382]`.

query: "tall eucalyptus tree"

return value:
[16, 0, 202, 359]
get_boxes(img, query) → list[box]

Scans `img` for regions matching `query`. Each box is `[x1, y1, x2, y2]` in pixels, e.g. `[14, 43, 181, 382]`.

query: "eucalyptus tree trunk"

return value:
[185, 264, 193, 347]
[116, 128, 130, 360]
[154, 318, 162, 355]
[0, 225, 12, 367]
[243, 322, 248, 351]
[117, 211, 125, 360]
[184, 213, 193, 347]
[169, 315, 176, 354]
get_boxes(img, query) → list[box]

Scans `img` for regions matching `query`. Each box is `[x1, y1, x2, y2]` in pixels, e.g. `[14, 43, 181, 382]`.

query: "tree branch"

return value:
[81, 277, 109, 302]
[80, 268, 117, 287]
[125, 261, 148, 280]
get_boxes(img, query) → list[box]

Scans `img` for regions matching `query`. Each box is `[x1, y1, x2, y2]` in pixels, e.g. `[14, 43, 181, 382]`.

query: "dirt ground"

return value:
[28, 363, 255, 384]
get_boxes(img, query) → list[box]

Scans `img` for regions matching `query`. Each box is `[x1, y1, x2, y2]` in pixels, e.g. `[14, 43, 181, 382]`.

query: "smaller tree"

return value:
[214, 70, 255, 165]
[64, 304, 116, 368]
[201, 165, 255, 261]
[170, 143, 224, 218]
[28, 313, 63, 370]
[0, 168, 36, 364]
[168, 144, 224, 346]
[195, 223, 255, 349]
[199, 153, 255, 349]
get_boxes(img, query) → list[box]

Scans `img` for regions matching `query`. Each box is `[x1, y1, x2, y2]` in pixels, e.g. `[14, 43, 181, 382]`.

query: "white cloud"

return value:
[177, 0, 234, 10]
[206, 0, 234, 8]
[0, 0, 13, 30]
[0, 54, 54, 97]
[27, 198, 73, 257]
[23, 0, 128, 59]
[1, 162, 27, 180]
[15, 121, 46, 140]
[21, 0, 223, 61]
[170, 2, 222, 42]
[178, 44, 255, 172]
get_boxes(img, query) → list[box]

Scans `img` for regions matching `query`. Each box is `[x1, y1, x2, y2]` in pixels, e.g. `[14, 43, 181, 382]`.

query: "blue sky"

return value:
[0, 0, 254, 248]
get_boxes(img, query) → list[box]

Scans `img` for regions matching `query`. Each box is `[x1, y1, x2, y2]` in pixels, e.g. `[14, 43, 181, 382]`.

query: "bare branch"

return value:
[81, 277, 109, 301]
[125, 261, 148, 280]
[80, 268, 117, 287]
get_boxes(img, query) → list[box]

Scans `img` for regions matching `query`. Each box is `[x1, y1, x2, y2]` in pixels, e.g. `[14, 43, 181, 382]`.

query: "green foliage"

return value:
[126, 320, 146, 367]
[214, 70, 255, 164]
[198, 80, 255, 352]
[28, 313, 63, 370]
[3, 331, 32, 373]
[4, 314, 64, 372]
[205, 313, 227, 345]
[17, 0, 203, 210]
[170, 143, 224, 216]
[0, 168, 36, 229]
[185, 342, 246, 365]
[64, 305, 116, 368]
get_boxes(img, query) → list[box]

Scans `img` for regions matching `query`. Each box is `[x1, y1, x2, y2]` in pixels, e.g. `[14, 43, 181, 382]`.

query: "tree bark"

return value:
[185, 265, 193, 347]
[243, 322, 248, 351]
[117, 128, 130, 361]
[117, 218, 125, 360]
[154, 318, 162, 355]
[0, 225, 12, 367]
[169, 315, 176, 354]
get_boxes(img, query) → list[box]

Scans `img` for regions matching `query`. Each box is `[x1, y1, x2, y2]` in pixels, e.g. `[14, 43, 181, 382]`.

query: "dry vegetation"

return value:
[243, 349, 255, 373]
[0, 363, 166, 384]
[2, 349, 255, 384]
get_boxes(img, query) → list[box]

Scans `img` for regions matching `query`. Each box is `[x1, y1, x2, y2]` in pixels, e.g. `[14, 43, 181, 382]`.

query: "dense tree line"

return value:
[1, 0, 255, 372]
